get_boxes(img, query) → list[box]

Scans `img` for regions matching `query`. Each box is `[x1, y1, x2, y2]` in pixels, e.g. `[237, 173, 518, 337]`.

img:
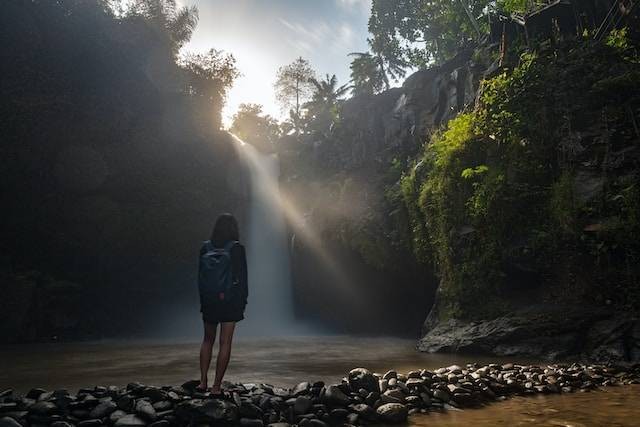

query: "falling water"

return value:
[233, 137, 295, 335]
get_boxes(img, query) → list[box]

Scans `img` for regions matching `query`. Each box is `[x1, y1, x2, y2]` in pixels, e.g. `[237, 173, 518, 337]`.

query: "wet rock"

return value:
[135, 400, 157, 421]
[78, 419, 103, 427]
[322, 386, 350, 407]
[0, 417, 22, 427]
[25, 389, 46, 400]
[292, 382, 310, 397]
[376, 403, 408, 423]
[89, 401, 117, 419]
[349, 404, 376, 422]
[240, 418, 264, 427]
[347, 369, 379, 393]
[151, 401, 172, 412]
[293, 396, 312, 415]
[308, 419, 328, 427]
[109, 410, 128, 423]
[116, 396, 134, 412]
[432, 390, 450, 402]
[114, 414, 147, 427]
[29, 401, 58, 416]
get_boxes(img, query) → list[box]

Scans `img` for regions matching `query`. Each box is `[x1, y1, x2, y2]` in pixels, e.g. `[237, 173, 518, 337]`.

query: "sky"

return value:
[179, 0, 372, 127]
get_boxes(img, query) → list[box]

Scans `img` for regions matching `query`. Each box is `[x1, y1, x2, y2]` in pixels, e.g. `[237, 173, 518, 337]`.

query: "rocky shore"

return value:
[1, 364, 639, 427]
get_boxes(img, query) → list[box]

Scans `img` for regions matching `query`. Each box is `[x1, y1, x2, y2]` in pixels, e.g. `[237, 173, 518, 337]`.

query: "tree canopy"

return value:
[274, 57, 316, 132]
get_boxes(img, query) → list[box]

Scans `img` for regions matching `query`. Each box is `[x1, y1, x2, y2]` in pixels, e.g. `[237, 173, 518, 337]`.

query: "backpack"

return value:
[198, 240, 238, 303]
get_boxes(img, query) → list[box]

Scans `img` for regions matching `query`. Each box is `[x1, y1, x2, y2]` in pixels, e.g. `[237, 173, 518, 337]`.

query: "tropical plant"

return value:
[349, 52, 387, 95]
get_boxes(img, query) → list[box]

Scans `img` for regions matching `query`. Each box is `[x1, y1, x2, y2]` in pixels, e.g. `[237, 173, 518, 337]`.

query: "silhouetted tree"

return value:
[349, 52, 387, 95]
[305, 74, 350, 134]
[230, 103, 281, 151]
[274, 57, 316, 132]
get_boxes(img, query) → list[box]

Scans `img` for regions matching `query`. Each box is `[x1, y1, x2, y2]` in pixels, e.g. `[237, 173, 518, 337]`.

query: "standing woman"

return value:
[197, 213, 248, 396]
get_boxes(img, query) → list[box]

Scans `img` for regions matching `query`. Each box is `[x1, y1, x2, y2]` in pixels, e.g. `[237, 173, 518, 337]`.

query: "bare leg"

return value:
[199, 322, 217, 390]
[211, 321, 236, 394]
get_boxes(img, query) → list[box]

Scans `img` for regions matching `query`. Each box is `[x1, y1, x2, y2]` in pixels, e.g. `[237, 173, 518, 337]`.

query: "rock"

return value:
[89, 401, 117, 419]
[347, 369, 379, 393]
[293, 396, 312, 415]
[134, 400, 157, 421]
[323, 386, 350, 406]
[29, 401, 57, 416]
[109, 410, 128, 423]
[292, 382, 310, 397]
[78, 419, 103, 427]
[239, 402, 263, 419]
[240, 419, 264, 427]
[148, 421, 170, 427]
[198, 399, 239, 422]
[51, 422, 73, 427]
[116, 396, 134, 412]
[382, 371, 397, 380]
[151, 401, 172, 411]
[267, 424, 290, 427]
[25, 389, 46, 400]
[114, 414, 147, 427]
[383, 389, 405, 401]
[376, 403, 408, 423]
[329, 408, 348, 423]
[308, 419, 328, 427]
[0, 417, 21, 427]
[432, 390, 450, 402]
[349, 404, 376, 421]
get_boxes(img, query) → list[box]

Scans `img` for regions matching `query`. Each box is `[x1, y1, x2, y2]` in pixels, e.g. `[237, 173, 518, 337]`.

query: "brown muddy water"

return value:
[1, 336, 638, 426]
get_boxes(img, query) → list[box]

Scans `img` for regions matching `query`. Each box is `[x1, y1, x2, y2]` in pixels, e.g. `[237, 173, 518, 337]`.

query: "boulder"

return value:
[376, 403, 408, 423]
[347, 369, 379, 393]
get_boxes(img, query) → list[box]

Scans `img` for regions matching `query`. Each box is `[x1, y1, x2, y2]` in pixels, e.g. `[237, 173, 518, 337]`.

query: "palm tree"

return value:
[307, 74, 351, 113]
[366, 36, 409, 90]
[349, 52, 386, 96]
[303, 74, 350, 133]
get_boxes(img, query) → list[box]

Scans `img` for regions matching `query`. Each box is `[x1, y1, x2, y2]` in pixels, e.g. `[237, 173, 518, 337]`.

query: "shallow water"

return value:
[1, 336, 638, 426]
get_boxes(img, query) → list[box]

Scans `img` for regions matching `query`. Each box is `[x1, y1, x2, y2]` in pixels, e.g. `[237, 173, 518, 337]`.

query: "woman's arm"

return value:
[231, 244, 248, 306]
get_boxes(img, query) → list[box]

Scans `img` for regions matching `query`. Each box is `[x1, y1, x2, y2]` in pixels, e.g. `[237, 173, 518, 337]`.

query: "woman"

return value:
[197, 213, 248, 396]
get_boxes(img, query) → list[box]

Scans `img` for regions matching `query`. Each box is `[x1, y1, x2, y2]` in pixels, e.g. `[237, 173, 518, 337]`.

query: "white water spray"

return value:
[233, 138, 295, 335]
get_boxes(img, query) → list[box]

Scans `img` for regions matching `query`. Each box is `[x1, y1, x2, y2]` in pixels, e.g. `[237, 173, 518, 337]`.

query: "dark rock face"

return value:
[2, 364, 639, 426]
[419, 305, 640, 363]
[283, 49, 490, 335]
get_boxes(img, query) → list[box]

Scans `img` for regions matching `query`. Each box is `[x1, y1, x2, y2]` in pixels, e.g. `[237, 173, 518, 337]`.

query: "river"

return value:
[1, 336, 638, 426]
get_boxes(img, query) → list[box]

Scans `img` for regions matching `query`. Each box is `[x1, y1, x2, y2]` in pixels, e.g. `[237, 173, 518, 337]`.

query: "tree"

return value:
[274, 57, 316, 132]
[121, 0, 199, 54]
[368, 0, 494, 67]
[349, 52, 386, 96]
[307, 74, 350, 113]
[179, 49, 240, 129]
[305, 74, 350, 133]
[230, 103, 281, 151]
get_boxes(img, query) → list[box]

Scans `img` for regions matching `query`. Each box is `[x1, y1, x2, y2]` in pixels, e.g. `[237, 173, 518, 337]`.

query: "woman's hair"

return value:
[211, 213, 240, 247]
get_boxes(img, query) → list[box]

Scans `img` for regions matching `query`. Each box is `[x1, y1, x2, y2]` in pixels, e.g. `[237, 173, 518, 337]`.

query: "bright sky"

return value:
[180, 0, 372, 127]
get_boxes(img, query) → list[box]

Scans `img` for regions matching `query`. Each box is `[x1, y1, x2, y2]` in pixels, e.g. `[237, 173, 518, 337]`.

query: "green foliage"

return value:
[400, 38, 640, 319]
[368, 0, 493, 68]
[230, 103, 281, 150]
[349, 52, 386, 95]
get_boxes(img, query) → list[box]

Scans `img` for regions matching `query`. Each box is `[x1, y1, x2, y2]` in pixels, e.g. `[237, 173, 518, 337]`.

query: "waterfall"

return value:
[234, 137, 295, 335]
